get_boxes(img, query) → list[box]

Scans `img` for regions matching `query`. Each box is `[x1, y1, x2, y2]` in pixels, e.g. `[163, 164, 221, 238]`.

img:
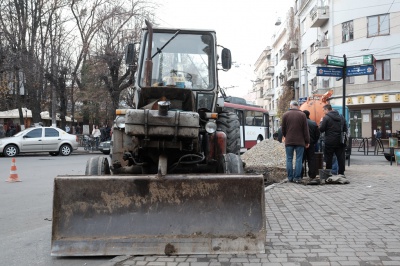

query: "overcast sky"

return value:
[153, 0, 293, 98]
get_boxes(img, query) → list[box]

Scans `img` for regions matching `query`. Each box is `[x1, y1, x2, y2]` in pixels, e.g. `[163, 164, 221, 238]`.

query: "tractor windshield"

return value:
[139, 31, 216, 91]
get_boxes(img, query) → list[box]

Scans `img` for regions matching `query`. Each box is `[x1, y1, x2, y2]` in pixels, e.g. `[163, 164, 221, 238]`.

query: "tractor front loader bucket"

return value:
[51, 174, 266, 256]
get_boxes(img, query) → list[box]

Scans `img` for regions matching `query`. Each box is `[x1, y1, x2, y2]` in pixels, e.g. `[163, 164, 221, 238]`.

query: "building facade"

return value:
[253, 8, 296, 134]
[253, 0, 400, 139]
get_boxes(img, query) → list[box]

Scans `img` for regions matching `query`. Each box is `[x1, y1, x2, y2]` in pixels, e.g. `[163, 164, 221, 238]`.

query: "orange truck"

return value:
[299, 90, 349, 124]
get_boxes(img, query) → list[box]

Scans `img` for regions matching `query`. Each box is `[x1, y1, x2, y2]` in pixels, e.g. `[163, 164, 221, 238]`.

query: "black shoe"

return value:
[307, 179, 320, 185]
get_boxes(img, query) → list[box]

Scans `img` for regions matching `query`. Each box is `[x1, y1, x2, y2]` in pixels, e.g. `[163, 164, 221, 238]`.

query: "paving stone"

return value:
[111, 157, 400, 265]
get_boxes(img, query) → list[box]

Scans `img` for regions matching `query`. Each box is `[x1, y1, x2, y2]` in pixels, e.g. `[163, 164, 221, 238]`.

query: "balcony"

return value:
[280, 50, 290, 61]
[287, 69, 299, 81]
[288, 41, 298, 53]
[266, 88, 275, 97]
[265, 66, 275, 76]
[310, 6, 329, 28]
[262, 72, 272, 79]
[310, 40, 329, 65]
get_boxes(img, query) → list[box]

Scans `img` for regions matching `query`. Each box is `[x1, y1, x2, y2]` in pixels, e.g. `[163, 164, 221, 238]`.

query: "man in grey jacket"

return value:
[282, 100, 310, 183]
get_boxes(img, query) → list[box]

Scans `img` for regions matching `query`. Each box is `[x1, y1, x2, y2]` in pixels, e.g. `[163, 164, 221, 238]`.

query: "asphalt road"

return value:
[0, 152, 113, 266]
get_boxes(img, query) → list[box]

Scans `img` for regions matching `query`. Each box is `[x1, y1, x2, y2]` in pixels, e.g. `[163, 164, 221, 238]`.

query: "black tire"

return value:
[217, 112, 241, 154]
[49, 152, 59, 156]
[102, 150, 110, 155]
[85, 156, 111, 175]
[218, 153, 244, 174]
[59, 144, 72, 156]
[3, 144, 18, 157]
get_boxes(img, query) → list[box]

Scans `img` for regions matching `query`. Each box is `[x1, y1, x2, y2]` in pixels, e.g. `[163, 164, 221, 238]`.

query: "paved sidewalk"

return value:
[103, 154, 400, 266]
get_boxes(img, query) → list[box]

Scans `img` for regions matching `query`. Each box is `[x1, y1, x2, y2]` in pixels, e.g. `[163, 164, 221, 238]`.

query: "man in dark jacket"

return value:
[319, 104, 348, 176]
[282, 101, 310, 183]
[302, 110, 320, 179]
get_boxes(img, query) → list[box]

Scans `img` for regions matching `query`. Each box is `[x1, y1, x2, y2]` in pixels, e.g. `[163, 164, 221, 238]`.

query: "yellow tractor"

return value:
[51, 21, 266, 256]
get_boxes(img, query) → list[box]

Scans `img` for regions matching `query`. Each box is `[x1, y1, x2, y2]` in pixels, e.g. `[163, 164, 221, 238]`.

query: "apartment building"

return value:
[254, 0, 400, 139]
[253, 8, 296, 133]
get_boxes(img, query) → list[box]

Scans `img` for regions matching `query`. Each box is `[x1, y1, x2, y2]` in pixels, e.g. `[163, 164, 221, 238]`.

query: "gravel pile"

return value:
[241, 139, 286, 168]
[241, 139, 288, 184]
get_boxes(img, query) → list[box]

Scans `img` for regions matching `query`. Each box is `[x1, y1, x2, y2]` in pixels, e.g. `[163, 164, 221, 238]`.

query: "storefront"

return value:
[344, 93, 400, 140]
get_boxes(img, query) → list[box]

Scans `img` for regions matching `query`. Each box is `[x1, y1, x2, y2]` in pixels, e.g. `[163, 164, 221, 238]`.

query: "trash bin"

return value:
[315, 152, 324, 176]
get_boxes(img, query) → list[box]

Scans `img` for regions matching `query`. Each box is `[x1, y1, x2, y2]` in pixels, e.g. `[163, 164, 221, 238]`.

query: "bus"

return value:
[223, 101, 269, 153]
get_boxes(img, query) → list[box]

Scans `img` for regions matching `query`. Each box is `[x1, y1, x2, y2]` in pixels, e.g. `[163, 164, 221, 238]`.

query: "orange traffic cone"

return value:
[6, 158, 21, 182]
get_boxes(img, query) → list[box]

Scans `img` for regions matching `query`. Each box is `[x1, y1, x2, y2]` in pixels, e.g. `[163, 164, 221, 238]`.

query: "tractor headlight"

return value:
[205, 121, 217, 134]
[115, 116, 126, 129]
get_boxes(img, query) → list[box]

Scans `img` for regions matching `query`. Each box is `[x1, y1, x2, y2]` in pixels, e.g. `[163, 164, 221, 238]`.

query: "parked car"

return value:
[98, 140, 111, 155]
[0, 126, 79, 157]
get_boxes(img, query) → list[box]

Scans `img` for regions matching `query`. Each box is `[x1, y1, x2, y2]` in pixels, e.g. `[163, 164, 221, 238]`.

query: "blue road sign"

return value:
[316, 67, 343, 77]
[346, 65, 375, 76]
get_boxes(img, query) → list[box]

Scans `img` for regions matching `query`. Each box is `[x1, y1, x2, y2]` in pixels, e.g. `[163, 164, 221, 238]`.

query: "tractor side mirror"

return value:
[221, 48, 232, 70]
[125, 43, 136, 66]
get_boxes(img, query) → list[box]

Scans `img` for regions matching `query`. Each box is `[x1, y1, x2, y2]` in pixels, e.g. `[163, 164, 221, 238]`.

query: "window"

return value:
[45, 128, 59, 137]
[322, 78, 330, 88]
[302, 50, 307, 67]
[312, 77, 317, 90]
[295, 58, 299, 69]
[275, 54, 278, 65]
[346, 76, 355, 84]
[25, 128, 42, 138]
[301, 18, 305, 35]
[342, 20, 354, 42]
[260, 87, 263, 98]
[368, 60, 390, 81]
[368, 14, 389, 37]
[311, 43, 316, 53]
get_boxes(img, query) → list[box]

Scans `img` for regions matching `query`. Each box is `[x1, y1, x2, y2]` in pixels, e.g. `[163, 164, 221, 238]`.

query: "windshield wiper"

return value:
[151, 30, 181, 59]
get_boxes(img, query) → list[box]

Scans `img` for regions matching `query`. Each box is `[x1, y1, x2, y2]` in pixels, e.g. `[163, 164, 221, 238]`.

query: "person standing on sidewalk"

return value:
[91, 125, 101, 150]
[319, 104, 348, 176]
[302, 110, 320, 179]
[281, 101, 310, 183]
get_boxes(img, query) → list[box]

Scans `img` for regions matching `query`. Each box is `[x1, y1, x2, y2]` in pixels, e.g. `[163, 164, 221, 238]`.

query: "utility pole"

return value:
[342, 54, 346, 119]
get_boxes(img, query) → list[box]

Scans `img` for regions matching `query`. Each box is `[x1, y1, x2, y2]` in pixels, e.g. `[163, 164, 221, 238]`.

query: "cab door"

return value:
[20, 128, 43, 152]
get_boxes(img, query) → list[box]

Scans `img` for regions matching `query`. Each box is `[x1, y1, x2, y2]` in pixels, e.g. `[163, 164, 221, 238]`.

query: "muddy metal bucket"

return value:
[51, 174, 266, 256]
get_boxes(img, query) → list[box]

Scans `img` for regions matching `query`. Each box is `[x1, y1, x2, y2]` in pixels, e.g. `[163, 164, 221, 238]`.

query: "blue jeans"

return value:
[285, 145, 305, 182]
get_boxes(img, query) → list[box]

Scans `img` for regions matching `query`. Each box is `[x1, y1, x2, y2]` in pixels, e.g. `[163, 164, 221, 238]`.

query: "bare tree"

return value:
[0, 0, 157, 129]
[0, 0, 68, 127]
[96, 4, 151, 112]
[69, 0, 155, 124]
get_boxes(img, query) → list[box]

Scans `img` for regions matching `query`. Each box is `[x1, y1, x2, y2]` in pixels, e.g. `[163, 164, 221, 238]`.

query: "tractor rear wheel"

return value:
[217, 112, 240, 154]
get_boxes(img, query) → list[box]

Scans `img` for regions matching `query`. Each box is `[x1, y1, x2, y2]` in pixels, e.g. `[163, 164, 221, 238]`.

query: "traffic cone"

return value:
[6, 158, 21, 182]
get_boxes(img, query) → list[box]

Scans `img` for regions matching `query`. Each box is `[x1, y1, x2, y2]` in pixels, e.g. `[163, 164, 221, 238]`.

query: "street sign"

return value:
[316, 67, 343, 77]
[346, 55, 374, 66]
[346, 65, 375, 77]
[324, 55, 345, 67]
